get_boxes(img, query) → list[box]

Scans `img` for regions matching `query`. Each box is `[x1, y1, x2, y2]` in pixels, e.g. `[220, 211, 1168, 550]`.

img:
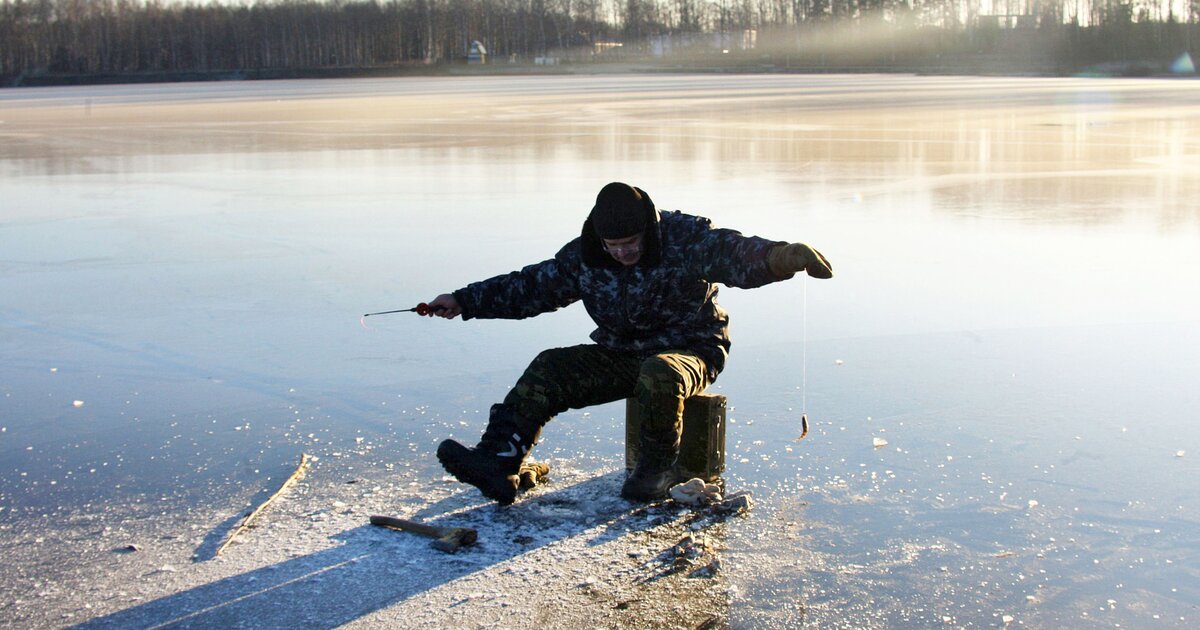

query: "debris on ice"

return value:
[669, 478, 722, 506]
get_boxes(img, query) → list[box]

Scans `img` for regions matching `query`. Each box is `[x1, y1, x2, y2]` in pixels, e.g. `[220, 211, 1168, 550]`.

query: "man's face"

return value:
[602, 233, 643, 266]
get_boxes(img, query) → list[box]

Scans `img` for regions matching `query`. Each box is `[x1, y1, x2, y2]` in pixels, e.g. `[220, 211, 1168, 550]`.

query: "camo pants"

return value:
[503, 344, 713, 452]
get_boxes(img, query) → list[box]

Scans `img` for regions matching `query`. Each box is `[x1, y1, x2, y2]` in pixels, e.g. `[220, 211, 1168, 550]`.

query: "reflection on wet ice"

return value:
[2, 75, 1198, 627]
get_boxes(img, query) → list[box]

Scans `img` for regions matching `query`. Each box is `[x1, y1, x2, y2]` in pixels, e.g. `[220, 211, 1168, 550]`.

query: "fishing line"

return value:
[801, 274, 808, 415]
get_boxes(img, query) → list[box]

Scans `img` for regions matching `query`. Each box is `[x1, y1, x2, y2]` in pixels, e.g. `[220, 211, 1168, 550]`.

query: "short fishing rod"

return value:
[363, 302, 445, 317]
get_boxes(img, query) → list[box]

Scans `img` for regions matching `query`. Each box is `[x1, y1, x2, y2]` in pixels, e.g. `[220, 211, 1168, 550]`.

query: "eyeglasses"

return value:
[603, 235, 643, 256]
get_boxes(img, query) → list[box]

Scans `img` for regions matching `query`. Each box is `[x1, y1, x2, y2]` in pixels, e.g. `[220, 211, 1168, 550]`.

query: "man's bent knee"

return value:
[635, 353, 713, 418]
[636, 355, 696, 396]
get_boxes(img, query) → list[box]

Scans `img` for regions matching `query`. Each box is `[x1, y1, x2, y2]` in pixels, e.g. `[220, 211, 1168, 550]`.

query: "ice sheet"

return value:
[2, 74, 1199, 627]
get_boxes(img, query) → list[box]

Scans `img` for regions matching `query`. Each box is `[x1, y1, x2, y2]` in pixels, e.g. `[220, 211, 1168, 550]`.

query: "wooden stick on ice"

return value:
[215, 452, 311, 556]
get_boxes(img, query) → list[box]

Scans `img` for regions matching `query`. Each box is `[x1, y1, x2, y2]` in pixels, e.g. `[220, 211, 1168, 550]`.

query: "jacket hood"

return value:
[580, 186, 662, 269]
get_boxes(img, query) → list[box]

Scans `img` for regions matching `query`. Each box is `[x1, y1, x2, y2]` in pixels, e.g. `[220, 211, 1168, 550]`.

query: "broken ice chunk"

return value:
[872, 437, 888, 448]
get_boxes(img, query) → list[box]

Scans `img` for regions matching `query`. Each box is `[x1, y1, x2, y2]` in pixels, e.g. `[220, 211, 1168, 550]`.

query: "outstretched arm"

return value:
[689, 217, 833, 288]
[430, 242, 583, 321]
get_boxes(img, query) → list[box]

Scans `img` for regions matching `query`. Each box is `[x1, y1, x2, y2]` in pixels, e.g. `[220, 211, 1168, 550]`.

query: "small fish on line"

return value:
[794, 413, 809, 441]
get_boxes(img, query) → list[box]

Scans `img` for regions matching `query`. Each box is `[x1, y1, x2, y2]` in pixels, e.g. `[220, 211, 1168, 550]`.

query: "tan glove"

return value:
[517, 461, 550, 489]
[769, 243, 833, 279]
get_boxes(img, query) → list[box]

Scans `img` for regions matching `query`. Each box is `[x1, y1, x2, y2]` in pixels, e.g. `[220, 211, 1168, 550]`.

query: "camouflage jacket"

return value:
[453, 209, 787, 378]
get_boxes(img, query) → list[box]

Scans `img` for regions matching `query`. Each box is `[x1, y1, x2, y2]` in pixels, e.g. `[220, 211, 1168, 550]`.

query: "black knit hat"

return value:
[590, 182, 648, 239]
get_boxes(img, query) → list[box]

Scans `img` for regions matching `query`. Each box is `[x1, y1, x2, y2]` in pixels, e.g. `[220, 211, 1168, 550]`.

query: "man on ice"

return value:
[424, 182, 832, 504]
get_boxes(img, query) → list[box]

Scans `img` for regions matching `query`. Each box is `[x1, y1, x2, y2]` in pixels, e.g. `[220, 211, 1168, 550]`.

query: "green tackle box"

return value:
[625, 392, 727, 483]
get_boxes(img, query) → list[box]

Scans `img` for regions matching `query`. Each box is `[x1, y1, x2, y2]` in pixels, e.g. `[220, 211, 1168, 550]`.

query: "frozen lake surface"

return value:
[2, 74, 1199, 627]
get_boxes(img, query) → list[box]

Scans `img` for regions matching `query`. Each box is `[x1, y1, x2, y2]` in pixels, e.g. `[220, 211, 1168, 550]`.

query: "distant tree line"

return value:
[1, 0, 1197, 84]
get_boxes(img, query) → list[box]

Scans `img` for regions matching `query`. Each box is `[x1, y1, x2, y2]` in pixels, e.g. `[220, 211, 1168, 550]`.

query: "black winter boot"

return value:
[620, 434, 683, 502]
[437, 404, 539, 506]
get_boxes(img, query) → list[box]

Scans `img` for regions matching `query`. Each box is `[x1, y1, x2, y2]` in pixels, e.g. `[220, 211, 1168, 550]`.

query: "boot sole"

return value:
[437, 440, 519, 506]
[620, 468, 683, 502]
